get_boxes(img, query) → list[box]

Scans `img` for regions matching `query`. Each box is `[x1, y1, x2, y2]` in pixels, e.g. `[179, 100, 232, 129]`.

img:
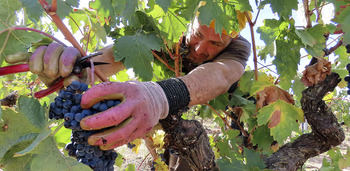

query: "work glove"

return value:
[80, 81, 169, 150]
[5, 42, 82, 87]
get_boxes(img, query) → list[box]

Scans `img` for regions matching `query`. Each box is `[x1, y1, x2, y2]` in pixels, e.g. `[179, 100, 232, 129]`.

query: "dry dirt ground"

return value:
[116, 119, 350, 171]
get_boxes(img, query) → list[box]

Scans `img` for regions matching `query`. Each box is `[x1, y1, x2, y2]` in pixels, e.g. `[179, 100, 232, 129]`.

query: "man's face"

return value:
[186, 20, 232, 65]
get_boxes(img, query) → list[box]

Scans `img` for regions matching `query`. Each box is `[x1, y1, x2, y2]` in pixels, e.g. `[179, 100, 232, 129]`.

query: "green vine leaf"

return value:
[333, 5, 350, 44]
[89, 0, 116, 26]
[29, 136, 91, 171]
[0, 30, 44, 66]
[155, 0, 172, 13]
[198, 0, 231, 35]
[178, 0, 200, 20]
[1, 153, 34, 171]
[0, 0, 21, 30]
[229, 0, 253, 12]
[114, 32, 162, 81]
[14, 129, 51, 156]
[257, 99, 304, 144]
[260, 0, 298, 18]
[147, 5, 187, 45]
[20, 0, 43, 23]
[18, 96, 47, 130]
[0, 109, 41, 159]
[209, 93, 229, 112]
[251, 125, 274, 151]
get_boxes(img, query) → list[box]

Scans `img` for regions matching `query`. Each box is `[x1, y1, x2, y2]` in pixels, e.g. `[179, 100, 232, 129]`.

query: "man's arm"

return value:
[180, 59, 244, 106]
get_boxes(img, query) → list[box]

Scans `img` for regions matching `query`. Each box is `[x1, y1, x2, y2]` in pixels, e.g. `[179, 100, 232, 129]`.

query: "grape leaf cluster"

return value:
[49, 81, 120, 171]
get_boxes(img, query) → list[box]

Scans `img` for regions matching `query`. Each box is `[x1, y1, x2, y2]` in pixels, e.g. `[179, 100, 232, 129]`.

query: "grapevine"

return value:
[49, 81, 119, 171]
[0, 0, 350, 171]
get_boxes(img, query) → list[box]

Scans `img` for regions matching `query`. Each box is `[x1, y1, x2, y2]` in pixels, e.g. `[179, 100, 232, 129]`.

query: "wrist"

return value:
[156, 78, 191, 117]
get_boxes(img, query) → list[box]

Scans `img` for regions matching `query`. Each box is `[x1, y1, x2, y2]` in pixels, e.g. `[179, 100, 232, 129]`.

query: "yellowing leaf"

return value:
[300, 58, 331, 87]
[256, 85, 295, 109]
[249, 74, 275, 95]
[257, 99, 304, 144]
[130, 138, 142, 154]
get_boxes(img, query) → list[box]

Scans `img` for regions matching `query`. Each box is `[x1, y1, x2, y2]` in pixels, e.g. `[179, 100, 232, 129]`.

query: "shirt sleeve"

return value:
[213, 36, 251, 67]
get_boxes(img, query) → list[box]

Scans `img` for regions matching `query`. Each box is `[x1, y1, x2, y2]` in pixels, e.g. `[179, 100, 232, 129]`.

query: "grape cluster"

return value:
[49, 81, 120, 171]
[345, 64, 350, 95]
[126, 142, 136, 149]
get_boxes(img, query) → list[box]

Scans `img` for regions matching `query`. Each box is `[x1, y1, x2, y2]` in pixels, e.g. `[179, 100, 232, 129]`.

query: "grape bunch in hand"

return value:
[49, 81, 119, 171]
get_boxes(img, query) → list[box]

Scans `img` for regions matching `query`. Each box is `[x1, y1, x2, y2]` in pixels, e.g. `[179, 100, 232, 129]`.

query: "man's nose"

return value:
[195, 41, 207, 55]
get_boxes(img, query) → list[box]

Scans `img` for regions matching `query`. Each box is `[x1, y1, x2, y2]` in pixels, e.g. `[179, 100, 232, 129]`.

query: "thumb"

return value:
[5, 52, 31, 64]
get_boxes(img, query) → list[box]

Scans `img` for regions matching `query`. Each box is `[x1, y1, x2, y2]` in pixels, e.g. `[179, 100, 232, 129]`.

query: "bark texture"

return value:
[264, 72, 345, 170]
[160, 73, 345, 171]
[160, 116, 217, 171]
[0, 91, 18, 107]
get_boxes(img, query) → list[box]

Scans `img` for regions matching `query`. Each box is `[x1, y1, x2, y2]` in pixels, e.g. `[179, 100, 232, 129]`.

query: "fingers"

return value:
[5, 52, 31, 64]
[88, 118, 145, 148]
[29, 46, 47, 74]
[59, 47, 81, 77]
[86, 117, 134, 147]
[80, 101, 133, 130]
[98, 126, 149, 150]
[43, 43, 64, 77]
[63, 74, 80, 87]
[80, 82, 128, 109]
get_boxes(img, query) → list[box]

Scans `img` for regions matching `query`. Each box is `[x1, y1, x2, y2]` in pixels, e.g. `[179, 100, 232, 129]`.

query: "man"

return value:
[7, 10, 251, 168]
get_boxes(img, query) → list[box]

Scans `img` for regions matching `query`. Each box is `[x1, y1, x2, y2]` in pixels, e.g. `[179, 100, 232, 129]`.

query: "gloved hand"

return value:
[5, 42, 82, 87]
[80, 81, 169, 150]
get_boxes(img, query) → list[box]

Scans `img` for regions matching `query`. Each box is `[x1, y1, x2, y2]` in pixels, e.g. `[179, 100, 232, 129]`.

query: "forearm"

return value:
[180, 59, 244, 106]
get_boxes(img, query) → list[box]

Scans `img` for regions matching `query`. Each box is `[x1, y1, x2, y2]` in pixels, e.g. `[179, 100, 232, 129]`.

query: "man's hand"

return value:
[80, 81, 169, 150]
[5, 42, 82, 87]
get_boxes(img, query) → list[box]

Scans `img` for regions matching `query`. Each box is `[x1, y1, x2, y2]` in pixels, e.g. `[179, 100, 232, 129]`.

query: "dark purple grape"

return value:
[70, 81, 81, 90]
[70, 120, 79, 130]
[92, 102, 101, 110]
[99, 103, 108, 111]
[64, 92, 73, 100]
[80, 82, 88, 91]
[65, 142, 74, 151]
[64, 113, 74, 122]
[64, 121, 71, 128]
[70, 105, 81, 113]
[53, 107, 62, 115]
[82, 109, 92, 116]
[345, 76, 350, 82]
[73, 94, 82, 104]
[74, 113, 84, 122]
[55, 100, 63, 108]
[106, 100, 115, 107]
[58, 90, 65, 98]
[49, 82, 117, 170]
[63, 100, 73, 109]
[85, 153, 93, 160]
[114, 100, 121, 106]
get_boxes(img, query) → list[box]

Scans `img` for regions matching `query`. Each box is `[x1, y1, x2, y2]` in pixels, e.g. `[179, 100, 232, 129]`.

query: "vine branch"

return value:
[303, 0, 312, 28]
[205, 103, 232, 130]
[244, 11, 258, 81]
[152, 51, 175, 72]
